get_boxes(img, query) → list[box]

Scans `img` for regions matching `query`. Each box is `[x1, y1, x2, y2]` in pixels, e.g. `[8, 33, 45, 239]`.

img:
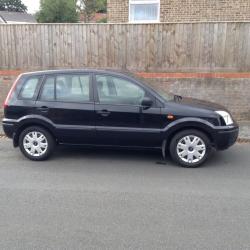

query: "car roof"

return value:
[21, 68, 135, 78]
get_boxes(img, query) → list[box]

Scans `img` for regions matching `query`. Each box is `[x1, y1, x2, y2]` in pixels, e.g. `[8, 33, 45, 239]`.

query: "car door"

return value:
[36, 73, 96, 144]
[94, 74, 163, 147]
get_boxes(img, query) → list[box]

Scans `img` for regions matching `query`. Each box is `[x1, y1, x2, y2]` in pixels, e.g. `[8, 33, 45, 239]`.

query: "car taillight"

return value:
[3, 75, 21, 109]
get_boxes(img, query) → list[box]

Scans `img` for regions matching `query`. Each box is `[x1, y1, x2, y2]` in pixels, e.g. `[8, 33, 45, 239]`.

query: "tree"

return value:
[77, 0, 107, 22]
[37, 0, 79, 23]
[96, 0, 107, 13]
[0, 0, 27, 12]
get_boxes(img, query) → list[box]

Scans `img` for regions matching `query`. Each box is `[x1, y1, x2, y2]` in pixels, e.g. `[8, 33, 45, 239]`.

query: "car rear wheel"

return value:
[19, 126, 55, 161]
[169, 129, 211, 168]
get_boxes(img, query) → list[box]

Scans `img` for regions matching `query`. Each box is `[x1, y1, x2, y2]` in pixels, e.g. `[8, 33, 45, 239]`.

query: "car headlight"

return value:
[215, 111, 233, 126]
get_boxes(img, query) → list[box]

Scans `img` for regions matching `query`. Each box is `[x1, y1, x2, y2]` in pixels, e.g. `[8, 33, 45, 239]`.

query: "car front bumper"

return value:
[213, 125, 239, 150]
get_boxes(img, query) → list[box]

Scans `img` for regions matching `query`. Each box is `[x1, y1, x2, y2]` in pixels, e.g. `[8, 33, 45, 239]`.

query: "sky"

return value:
[22, 0, 40, 14]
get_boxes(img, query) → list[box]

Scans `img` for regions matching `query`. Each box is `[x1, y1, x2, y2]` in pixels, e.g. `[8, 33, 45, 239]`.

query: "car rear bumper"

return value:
[2, 119, 16, 139]
[213, 125, 239, 150]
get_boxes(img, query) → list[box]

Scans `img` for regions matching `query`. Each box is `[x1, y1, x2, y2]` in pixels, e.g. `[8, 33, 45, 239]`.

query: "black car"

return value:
[2, 69, 239, 167]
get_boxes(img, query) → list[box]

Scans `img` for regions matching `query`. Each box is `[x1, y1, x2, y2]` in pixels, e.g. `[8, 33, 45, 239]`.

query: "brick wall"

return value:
[0, 71, 249, 121]
[146, 78, 250, 121]
[161, 0, 250, 22]
[108, 0, 250, 23]
[107, 0, 129, 23]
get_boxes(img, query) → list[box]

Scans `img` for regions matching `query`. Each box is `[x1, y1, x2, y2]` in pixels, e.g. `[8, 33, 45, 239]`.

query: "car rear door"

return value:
[36, 73, 96, 144]
[93, 73, 163, 147]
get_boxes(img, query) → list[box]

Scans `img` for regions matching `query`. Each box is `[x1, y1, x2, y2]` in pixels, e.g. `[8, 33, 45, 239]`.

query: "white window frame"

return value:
[129, 0, 160, 23]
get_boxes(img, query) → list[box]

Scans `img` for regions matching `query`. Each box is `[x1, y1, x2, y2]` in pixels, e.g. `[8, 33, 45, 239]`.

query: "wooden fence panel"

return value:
[0, 23, 250, 72]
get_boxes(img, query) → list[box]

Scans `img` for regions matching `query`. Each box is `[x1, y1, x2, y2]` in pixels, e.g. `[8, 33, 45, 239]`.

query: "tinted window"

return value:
[19, 77, 40, 99]
[40, 74, 91, 102]
[96, 75, 145, 105]
[56, 75, 90, 102]
[40, 77, 55, 101]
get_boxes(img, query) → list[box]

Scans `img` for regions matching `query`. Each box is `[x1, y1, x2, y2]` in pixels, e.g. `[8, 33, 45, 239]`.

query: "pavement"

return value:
[0, 139, 250, 249]
[239, 121, 250, 140]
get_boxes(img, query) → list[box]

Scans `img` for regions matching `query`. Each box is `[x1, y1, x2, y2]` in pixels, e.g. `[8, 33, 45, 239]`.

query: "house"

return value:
[107, 0, 250, 23]
[79, 13, 107, 23]
[0, 11, 36, 24]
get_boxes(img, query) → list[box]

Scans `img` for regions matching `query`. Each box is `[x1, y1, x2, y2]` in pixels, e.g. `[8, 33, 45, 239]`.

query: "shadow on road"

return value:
[49, 144, 247, 169]
[54, 145, 162, 162]
[1, 139, 249, 171]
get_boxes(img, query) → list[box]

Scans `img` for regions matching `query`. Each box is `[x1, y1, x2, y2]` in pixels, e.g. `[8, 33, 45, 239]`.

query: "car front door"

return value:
[94, 74, 163, 147]
[36, 73, 96, 144]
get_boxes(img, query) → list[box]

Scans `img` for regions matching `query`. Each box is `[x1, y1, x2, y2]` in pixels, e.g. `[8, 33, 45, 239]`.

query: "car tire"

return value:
[169, 129, 212, 168]
[19, 126, 55, 161]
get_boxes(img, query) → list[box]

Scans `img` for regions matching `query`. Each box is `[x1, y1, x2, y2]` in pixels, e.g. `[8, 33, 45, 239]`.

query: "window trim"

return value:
[38, 75, 56, 102]
[129, 0, 160, 23]
[38, 73, 94, 104]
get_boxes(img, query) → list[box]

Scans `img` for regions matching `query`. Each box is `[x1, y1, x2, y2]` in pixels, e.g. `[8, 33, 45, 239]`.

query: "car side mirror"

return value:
[141, 97, 153, 110]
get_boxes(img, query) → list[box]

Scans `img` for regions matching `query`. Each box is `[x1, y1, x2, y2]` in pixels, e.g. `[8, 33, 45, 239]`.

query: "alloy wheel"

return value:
[23, 131, 48, 157]
[176, 135, 206, 164]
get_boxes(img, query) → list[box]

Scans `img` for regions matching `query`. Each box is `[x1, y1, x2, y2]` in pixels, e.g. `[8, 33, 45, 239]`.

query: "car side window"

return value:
[96, 75, 145, 105]
[40, 74, 91, 103]
[19, 77, 40, 100]
[56, 74, 90, 102]
[40, 77, 55, 101]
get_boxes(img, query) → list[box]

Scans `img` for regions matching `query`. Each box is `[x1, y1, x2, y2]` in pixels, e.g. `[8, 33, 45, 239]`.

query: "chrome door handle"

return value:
[97, 110, 111, 117]
[37, 106, 49, 113]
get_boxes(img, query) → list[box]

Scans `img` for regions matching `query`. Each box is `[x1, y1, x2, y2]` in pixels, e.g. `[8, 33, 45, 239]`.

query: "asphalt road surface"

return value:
[0, 138, 250, 250]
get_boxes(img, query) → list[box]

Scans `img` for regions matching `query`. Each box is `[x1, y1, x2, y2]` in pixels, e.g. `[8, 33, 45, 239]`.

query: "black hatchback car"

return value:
[2, 69, 239, 167]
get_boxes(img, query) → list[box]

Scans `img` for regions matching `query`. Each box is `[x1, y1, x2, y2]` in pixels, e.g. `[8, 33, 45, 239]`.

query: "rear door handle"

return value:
[96, 110, 111, 117]
[37, 106, 49, 113]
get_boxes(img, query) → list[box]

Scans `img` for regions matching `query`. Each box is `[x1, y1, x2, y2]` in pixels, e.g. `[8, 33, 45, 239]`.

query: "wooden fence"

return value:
[0, 23, 250, 72]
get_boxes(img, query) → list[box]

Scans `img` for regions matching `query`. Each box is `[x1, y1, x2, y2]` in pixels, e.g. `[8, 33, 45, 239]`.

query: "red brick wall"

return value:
[108, 0, 250, 23]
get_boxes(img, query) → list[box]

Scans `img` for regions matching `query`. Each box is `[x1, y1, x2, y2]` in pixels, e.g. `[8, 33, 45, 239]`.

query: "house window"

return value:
[129, 0, 160, 23]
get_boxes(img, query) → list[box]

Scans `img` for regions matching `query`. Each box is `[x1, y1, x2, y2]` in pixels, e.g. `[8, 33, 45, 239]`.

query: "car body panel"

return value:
[174, 97, 229, 111]
[2, 69, 239, 152]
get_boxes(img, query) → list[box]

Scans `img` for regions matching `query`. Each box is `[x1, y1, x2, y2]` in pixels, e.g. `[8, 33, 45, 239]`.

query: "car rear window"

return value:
[19, 77, 40, 100]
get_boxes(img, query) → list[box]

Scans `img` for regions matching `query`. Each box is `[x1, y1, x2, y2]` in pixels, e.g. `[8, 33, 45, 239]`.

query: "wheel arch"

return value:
[13, 119, 56, 147]
[164, 121, 215, 149]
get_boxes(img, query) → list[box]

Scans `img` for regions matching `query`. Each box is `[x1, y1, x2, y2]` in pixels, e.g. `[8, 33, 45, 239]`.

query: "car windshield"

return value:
[129, 73, 173, 101]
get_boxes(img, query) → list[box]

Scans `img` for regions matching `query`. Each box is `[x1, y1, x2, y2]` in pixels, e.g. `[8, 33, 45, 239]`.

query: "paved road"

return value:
[0, 139, 250, 250]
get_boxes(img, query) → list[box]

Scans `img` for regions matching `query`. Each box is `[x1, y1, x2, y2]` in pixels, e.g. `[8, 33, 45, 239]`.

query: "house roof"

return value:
[79, 12, 107, 23]
[0, 11, 36, 23]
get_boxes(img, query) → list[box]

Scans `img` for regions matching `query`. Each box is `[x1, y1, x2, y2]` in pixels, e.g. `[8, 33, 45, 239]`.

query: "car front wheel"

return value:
[19, 126, 55, 161]
[169, 129, 211, 168]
